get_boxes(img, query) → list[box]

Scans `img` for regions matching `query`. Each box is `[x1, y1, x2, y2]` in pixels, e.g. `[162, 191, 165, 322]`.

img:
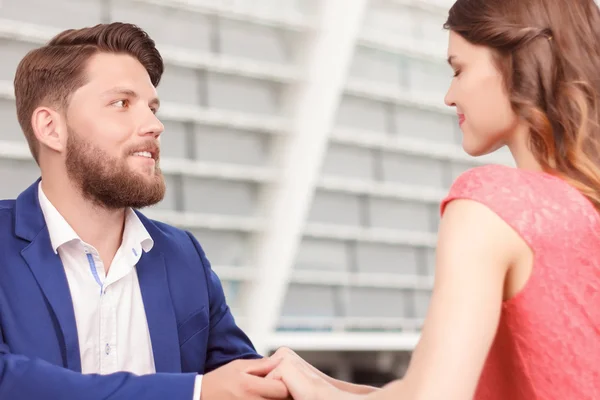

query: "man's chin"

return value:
[85, 176, 166, 210]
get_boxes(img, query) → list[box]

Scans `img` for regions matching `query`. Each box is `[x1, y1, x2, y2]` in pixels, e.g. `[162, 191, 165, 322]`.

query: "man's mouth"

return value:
[132, 151, 153, 159]
[130, 143, 159, 161]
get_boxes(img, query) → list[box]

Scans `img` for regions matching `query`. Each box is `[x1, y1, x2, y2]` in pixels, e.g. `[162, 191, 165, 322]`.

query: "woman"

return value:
[266, 0, 600, 398]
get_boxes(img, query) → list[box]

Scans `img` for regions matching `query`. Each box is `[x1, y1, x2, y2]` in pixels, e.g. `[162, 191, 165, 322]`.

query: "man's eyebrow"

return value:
[102, 87, 160, 108]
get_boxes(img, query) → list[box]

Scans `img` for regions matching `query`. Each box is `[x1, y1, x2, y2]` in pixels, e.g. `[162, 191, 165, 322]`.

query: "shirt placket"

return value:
[99, 284, 118, 374]
[84, 247, 118, 374]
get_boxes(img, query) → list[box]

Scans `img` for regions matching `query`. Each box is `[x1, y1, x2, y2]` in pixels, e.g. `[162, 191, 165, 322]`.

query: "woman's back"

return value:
[441, 164, 600, 399]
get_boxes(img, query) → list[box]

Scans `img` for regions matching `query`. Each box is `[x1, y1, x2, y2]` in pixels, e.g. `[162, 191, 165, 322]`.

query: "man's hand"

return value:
[200, 357, 289, 400]
[268, 347, 379, 395]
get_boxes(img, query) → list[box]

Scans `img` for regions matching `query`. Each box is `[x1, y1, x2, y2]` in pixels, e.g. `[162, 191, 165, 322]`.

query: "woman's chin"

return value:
[462, 142, 487, 157]
[462, 137, 499, 158]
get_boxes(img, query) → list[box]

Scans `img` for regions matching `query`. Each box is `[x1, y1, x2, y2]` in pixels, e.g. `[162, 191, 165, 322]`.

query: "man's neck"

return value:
[41, 177, 126, 273]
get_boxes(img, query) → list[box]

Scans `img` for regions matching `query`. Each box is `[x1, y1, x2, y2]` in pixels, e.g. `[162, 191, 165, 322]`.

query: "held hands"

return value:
[200, 357, 290, 400]
[264, 347, 363, 400]
[199, 348, 363, 400]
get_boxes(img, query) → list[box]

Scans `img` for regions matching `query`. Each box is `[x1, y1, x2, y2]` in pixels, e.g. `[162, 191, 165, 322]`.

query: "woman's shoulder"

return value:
[443, 164, 563, 211]
[441, 164, 596, 248]
[449, 164, 547, 193]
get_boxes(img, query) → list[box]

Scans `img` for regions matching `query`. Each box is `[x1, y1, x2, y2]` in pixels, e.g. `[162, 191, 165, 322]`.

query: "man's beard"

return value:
[65, 127, 166, 210]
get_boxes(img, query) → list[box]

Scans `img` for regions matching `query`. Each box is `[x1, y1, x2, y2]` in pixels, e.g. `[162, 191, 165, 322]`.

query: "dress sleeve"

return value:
[440, 164, 540, 248]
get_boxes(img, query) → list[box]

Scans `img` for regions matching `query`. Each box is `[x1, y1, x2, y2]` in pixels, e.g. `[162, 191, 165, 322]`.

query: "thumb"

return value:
[244, 356, 281, 377]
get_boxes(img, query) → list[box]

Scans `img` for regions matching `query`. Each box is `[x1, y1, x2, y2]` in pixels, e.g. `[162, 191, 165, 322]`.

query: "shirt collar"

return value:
[37, 182, 154, 254]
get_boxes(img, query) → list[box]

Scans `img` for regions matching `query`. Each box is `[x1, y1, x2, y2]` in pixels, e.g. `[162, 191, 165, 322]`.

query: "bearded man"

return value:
[0, 22, 291, 400]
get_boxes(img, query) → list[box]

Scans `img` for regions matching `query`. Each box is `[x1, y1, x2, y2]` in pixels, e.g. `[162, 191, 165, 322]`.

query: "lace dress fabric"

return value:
[440, 164, 600, 400]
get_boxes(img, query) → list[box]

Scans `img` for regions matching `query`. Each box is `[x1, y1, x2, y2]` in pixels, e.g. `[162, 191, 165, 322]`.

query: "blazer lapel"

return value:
[15, 182, 181, 373]
[16, 180, 82, 372]
[136, 250, 182, 373]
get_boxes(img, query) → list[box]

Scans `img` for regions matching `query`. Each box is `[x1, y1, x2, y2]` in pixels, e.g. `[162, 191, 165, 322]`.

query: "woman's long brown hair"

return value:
[445, 0, 600, 210]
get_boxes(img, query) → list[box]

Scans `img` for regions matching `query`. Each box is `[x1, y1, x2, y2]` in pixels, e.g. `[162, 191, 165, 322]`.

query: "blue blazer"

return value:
[0, 180, 260, 400]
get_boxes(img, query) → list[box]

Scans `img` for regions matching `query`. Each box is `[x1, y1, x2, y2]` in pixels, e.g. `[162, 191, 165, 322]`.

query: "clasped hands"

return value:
[200, 347, 364, 400]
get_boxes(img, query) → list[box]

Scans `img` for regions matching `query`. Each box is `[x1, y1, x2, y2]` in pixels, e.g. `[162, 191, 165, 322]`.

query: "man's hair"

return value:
[13, 22, 164, 164]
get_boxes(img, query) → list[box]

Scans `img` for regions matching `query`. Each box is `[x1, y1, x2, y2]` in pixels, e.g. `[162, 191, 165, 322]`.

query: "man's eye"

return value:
[113, 100, 128, 108]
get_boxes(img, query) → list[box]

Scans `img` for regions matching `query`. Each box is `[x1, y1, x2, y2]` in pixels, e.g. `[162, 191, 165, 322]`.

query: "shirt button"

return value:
[105, 343, 111, 356]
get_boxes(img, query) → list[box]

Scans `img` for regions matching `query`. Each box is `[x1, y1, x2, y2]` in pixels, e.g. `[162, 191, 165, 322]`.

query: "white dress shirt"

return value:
[38, 183, 202, 399]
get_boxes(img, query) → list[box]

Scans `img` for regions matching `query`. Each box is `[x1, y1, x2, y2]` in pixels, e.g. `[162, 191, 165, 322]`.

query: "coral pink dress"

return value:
[440, 164, 600, 399]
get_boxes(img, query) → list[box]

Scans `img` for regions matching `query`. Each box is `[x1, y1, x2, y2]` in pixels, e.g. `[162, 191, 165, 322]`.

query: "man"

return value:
[0, 22, 289, 400]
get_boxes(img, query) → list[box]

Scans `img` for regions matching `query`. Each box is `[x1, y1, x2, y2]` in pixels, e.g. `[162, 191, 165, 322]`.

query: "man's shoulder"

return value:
[0, 200, 17, 241]
[0, 199, 16, 219]
[0, 198, 16, 209]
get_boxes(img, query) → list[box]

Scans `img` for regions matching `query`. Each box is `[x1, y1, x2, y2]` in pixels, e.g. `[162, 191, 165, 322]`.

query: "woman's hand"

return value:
[268, 347, 378, 395]
[267, 356, 364, 400]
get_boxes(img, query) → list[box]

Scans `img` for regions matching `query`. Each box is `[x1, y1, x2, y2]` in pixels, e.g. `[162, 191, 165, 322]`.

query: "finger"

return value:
[270, 347, 323, 379]
[265, 349, 295, 380]
[274, 360, 319, 400]
[269, 347, 291, 363]
[265, 368, 280, 380]
[265, 358, 311, 381]
[271, 347, 303, 366]
[265, 363, 289, 381]
[244, 373, 290, 399]
[285, 356, 320, 380]
[244, 356, 282, 377]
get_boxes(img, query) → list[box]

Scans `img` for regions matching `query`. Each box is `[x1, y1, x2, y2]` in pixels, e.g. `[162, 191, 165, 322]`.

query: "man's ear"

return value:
[31, 106, 67, 154]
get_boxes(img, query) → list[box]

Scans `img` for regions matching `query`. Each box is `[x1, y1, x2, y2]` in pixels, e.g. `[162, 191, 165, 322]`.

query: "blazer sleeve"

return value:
[186, 231, 262, 372]
[0, 341, 197, 400]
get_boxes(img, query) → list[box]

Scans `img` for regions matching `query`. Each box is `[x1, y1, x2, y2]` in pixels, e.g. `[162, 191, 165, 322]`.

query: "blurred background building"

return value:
[0, 0, 512, 386]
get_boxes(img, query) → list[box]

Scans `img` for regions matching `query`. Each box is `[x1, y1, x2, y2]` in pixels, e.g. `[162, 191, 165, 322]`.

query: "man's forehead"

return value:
[81, 53, 157, 96]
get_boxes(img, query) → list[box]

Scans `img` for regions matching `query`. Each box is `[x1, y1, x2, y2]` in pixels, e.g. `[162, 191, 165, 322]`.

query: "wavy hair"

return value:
[445, 0, 600, 210]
